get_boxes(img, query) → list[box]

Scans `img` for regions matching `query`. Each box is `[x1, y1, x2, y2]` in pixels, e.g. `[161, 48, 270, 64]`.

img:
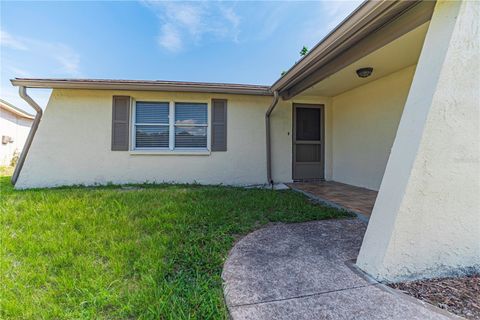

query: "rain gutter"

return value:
[265, 90, 279, 185]
[11, 86, 43, 185]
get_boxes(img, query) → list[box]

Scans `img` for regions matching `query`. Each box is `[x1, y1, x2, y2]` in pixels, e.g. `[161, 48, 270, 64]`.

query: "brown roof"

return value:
[10, 78, 272, 96]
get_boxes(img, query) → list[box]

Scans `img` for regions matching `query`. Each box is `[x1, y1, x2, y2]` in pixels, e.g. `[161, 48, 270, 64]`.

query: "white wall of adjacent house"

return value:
[357, 0, 480, 282]
[0, 108, 32, 166]
[330, 65, 416, 191]
[14, 89, 330, 188]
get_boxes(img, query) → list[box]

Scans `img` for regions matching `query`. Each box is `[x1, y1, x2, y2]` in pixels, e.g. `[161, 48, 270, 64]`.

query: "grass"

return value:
[0, 171, 348, 319]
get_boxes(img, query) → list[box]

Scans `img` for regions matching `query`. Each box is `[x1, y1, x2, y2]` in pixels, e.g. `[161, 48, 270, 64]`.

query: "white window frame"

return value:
[131, 99, 211, 153]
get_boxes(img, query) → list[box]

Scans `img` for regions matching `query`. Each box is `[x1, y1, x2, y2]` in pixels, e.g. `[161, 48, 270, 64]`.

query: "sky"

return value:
[0, 0, 362, 112]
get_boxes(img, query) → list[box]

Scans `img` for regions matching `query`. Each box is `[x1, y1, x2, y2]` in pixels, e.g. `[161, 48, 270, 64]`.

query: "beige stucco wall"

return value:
[17, 90, 268, 188]
[15, 88, 329, 188]
[330, 65, 416, 190]
[357, 0, 480, 281]
[0, 109, 32, 166]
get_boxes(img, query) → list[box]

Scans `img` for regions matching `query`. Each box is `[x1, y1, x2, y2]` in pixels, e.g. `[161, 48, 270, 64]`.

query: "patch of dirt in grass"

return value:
[389, 274, 480, 320]
[119, 186, 145, 191]
[0, 166, 14, 176]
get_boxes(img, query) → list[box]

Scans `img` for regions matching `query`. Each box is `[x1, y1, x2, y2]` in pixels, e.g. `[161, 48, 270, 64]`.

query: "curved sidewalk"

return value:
[222, 219, 457, 320]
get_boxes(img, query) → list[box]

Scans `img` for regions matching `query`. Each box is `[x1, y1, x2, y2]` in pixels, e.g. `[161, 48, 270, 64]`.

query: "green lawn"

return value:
[0, 173, 347, 319]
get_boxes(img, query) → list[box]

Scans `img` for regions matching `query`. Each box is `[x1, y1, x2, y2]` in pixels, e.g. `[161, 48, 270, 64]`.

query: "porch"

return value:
[272, 17, 431, 215]
[288, 181, 378, 219]
[267, 0, 479, 283]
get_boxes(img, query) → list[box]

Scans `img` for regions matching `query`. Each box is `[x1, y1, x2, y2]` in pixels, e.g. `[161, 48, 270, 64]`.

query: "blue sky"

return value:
[1, 1, 361, 112]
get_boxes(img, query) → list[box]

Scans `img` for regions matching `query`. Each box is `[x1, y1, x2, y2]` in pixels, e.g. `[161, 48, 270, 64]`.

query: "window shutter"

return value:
[211, 99, 227, 151]
[111, 96, 130, 151]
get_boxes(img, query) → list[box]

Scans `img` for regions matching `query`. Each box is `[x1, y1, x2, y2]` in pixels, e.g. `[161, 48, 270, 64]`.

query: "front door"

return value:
[293, 104, 324, 181]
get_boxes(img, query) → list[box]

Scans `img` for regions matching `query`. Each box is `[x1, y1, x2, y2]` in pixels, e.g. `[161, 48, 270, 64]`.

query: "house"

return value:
[9, 0, 479, 283]
[0, 99, 34, 166]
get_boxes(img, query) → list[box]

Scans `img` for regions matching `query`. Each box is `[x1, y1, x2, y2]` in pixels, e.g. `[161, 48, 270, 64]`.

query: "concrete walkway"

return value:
[222, 219, 456, 320]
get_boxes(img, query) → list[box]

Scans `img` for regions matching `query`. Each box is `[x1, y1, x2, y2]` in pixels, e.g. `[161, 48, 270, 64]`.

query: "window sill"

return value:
[129, 149, 211, 156]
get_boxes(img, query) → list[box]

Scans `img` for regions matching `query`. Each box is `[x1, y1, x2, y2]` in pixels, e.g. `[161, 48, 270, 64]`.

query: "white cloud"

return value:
[299, 1, 363, 47]
[253, 4, 292, 40]
[6, 66, 32, 78]
[1, 30, 81, 111]
[220, 6, 240, 42]
[142, 1, 363, 53]
[49, 43, 81, 76]
[0, 30, 28, 50]
[322, 0, 363, 31]
[166, 2, 204, 36]
[142, 1, 241, 52]
[157, 23, 182, 52]
[1, 30, 82, 77]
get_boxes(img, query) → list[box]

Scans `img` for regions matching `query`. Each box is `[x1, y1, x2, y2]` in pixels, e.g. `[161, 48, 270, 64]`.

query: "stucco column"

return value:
[356, 0, 480, 282]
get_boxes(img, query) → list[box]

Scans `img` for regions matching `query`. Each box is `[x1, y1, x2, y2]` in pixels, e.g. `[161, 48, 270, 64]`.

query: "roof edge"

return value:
[0, 98, 35, 119]
[10, 78, 273, 96]
[271, 0, 423, 94]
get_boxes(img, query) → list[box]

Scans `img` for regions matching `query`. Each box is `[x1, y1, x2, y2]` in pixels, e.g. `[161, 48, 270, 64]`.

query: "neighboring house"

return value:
[0, 99, 34, 166]
[8, 0, 479, 283]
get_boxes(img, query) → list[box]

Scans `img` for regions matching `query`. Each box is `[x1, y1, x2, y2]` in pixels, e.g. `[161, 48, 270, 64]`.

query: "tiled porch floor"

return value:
[288, 181, 378, 217]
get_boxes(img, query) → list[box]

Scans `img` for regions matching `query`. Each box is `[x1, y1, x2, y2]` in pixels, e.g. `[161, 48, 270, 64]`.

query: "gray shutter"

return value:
[111, 96, 130, 151]
[211, 99, 227, 151]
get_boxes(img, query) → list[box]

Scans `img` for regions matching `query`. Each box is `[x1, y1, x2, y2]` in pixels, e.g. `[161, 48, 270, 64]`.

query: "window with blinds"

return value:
[134, 102, 170, 148]
[133, 101, 208, 150]
[175, 103, 207, 148]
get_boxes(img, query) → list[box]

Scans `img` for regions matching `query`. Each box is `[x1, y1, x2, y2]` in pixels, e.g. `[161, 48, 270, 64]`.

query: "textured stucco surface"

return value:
[15, 89, 330, 188]
[330, 65, 416, 191]
[357, 0, 480, 281]
[223, 220, 454, 320]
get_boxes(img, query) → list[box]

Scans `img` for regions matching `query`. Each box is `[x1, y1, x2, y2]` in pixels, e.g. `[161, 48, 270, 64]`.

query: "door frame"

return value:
[292, 103, 325, 181]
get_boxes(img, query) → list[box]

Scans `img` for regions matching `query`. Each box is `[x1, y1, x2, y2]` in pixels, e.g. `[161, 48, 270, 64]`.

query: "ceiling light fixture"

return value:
[356, 67, 373, 78]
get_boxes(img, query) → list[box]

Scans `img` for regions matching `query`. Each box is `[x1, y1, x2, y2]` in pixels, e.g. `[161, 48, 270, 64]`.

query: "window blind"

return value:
[135, 102, 169, 148]
[174, 103, 207, 148]
[136, 102, 169, 124]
